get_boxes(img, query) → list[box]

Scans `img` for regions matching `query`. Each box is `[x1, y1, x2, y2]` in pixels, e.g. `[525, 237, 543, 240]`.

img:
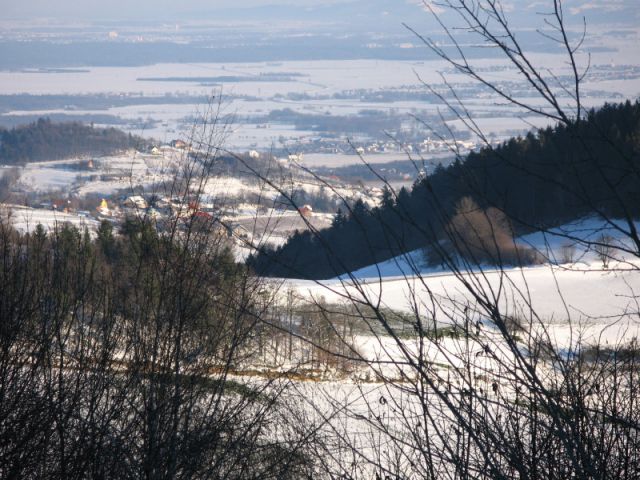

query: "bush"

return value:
[445, 197, 541, 266]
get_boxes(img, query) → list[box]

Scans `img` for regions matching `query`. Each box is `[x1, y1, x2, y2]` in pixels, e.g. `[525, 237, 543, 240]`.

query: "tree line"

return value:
[0, 216, 313, 479]
[0, 118, 147, 164]
[248, 100, 640, 279]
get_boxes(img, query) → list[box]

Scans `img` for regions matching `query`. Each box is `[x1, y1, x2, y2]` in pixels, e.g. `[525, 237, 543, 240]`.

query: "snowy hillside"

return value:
[338, 216, 640, 281]
[2, 205, 99, 234]
[284, 216, 640, 356]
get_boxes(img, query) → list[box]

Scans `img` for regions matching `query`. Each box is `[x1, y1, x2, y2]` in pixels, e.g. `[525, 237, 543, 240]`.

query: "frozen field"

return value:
[2, 49, 638, 157]
[1, 151, 171, 196]
[284, 217, 640, 352]
[264, 216, 640, 476]
[1, 205, 100, 234]
[289, 262, 640, 347]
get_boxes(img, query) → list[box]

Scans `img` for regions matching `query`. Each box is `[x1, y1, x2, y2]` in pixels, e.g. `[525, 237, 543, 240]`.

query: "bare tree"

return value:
[594, 233, 615, 269]
[0, 100, 316, 479]
[241, 1, 640, 478]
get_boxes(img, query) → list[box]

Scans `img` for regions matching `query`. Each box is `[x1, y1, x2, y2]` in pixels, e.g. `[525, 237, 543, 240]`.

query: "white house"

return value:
[125, 195, 148, 210]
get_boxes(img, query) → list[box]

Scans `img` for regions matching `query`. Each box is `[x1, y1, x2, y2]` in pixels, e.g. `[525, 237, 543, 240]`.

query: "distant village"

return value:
[275, 135, 488, 158]
[2, 138, 390, 255]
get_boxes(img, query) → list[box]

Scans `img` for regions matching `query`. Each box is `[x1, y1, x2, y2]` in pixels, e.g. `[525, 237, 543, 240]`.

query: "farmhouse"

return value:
[124, 195, 148, 210]
[298, 205, 313, 217]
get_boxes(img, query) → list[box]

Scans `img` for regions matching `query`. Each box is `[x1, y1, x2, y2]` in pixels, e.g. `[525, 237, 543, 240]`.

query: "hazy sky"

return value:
[2, 0, 636, 26]
[2, 0, 353, 20]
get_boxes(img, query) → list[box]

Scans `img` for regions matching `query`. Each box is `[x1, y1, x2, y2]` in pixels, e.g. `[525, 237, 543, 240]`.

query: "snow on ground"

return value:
[2, 205, 100, 234]
[271, 265, 640, 478]
[283, 217, 640, 354]
[341, 216, 640, 281]
[518, 216, 640, 265]
[271, 218, 640, 469]
[200, 177, 274, 201]
[3, 150, 203, 197]
[290, 262, 640, 343]
[272, 231, 640, 475]
[75, 178, 142, 197]
[17, 165, 80, 191]
[338, 248, 436, 280]
[5, 151, 161, 194]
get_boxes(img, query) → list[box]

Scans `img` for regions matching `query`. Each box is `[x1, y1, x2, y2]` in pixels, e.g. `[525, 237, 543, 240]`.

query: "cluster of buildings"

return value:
[94, 194, 254, 243]
[149, 139, 191, 156]
[270, 136, 487, 159]
[36, 191, 251, 245]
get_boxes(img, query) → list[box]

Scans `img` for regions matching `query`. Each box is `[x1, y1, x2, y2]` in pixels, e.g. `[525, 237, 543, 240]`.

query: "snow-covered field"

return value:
[292, 263, 639, 347]
[3, 158, 639, 475]
[264, 217, 640, 475]
[2, 151, 166, 196]
[2, 205, 100, 233]
[2, 47, 638, 155]
[283, 216, 640, 357]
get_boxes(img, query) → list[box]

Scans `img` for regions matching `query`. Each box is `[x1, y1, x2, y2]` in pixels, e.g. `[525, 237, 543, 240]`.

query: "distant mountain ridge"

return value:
[6, 0, 639, 28]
